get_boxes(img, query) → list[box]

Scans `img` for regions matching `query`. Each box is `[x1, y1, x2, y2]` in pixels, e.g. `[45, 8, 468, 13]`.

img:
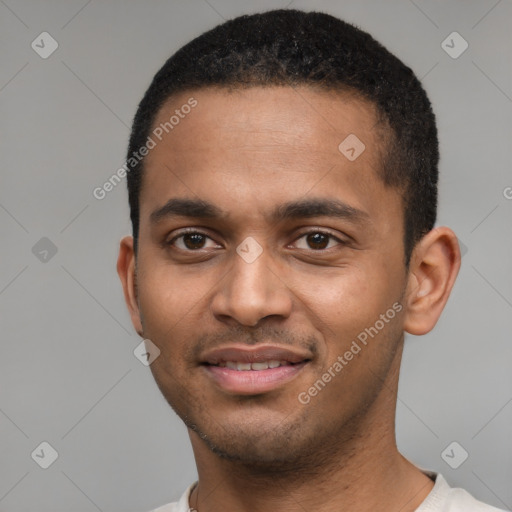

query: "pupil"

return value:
[308, 233, 328, 249]
[184, 234, 205, 249]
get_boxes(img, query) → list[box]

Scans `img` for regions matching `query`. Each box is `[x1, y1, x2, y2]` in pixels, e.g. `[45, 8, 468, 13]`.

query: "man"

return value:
[117, 9, 507, 512]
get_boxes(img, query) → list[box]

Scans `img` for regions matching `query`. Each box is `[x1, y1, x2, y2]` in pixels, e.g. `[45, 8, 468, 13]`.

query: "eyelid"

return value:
[165, 227, 220, 247]
[165, 227, 348, 251]
[290, 228, 347, 249]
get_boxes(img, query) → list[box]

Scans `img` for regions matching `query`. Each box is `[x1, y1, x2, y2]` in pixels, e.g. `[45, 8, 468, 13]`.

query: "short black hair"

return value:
[126, 9, 438, 266]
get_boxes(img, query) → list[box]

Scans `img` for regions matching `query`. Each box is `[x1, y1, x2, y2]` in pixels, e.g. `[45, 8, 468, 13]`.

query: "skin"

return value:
[117, 86, 461, 512]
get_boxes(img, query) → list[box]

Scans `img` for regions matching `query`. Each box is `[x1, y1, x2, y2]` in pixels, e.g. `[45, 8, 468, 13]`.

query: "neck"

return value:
[188, 345, 434, 512]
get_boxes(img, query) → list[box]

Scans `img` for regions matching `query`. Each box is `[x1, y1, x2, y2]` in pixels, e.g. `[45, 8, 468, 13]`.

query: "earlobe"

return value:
[116, 236, 143, 336]
[403, 227, 461, 336]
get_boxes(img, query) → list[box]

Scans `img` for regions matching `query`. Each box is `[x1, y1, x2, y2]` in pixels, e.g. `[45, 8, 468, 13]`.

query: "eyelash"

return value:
[166, 228, 346, 252]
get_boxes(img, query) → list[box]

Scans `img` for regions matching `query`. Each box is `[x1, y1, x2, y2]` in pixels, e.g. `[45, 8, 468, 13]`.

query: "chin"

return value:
[189, 415, 321, 468]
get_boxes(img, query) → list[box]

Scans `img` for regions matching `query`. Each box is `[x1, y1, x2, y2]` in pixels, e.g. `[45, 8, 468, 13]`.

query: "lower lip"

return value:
[203, 363, 308, 395]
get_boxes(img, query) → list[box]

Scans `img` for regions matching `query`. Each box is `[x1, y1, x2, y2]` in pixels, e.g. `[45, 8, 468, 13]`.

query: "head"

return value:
[118, 9, 460, 471]
[126, 9, 439, 265]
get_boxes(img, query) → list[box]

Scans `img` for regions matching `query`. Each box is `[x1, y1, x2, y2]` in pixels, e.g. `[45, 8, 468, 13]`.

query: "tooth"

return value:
[251, 362, 269, 370]
[222, 361, 288, 370]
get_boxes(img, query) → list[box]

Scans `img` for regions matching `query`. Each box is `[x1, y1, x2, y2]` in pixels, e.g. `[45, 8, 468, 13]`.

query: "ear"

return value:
[403, 227, 461, 336]
[117, 236, 143, 336]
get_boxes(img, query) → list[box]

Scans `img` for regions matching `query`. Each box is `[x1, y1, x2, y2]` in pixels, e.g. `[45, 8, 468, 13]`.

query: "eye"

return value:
[167, 230, 219, 251]
[293, 230, 344, 251]
[166, 229, 346, 253]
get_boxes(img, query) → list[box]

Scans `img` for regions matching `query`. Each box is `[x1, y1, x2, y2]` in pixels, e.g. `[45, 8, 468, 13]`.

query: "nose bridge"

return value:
[211, 237, 292, 326]
[232, 244, 274, 294]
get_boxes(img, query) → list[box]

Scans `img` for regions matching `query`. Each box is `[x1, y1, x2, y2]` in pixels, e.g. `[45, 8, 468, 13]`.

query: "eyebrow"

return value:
[149, 197, 369, 225]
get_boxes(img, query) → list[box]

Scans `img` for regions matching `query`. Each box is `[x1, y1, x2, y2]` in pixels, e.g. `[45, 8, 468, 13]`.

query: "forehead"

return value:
[148, 85, 381, 161]
[139, 86, 398, 228]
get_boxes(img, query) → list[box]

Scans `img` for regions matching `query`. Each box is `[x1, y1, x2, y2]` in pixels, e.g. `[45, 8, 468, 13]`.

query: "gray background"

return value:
[1, 0, 511, 511]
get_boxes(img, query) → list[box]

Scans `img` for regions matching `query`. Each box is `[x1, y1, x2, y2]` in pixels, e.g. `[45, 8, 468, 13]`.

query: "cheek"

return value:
[294, 266, 379, 326]
[137, 273, 200, 384]
[294, 263, 402, 352]
[136, 262, 203, 343]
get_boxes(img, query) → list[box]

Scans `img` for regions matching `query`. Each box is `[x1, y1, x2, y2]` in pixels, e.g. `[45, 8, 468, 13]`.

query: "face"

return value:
[124, 86, 411, 468]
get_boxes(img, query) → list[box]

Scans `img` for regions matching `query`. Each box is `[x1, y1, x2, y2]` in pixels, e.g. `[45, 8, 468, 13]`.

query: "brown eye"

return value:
[294, 231, 343, 251]
[182, 233, 207, 249]
[167, 231, 219, 251]
[306, 232, 330, 249]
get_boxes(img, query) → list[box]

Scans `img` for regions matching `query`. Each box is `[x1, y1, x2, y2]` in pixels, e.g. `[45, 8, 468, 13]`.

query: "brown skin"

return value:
[117, 86, 461, 511]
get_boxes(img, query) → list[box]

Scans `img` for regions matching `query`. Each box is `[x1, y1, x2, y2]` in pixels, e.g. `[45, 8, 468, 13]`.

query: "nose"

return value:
[210, 243, 293, 327]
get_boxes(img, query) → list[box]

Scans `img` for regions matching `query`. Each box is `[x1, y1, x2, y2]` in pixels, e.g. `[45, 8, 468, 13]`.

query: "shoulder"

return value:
[416, 472, 509, 512]
[145, 482, 197, 512]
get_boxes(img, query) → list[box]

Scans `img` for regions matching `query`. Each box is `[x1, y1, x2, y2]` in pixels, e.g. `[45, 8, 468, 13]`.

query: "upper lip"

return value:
[201, 344, 312, 365]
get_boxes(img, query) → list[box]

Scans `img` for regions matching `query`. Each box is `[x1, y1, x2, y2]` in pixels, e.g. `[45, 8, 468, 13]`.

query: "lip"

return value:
[201, 344, 311, 365]
[200, 344, 312, 395]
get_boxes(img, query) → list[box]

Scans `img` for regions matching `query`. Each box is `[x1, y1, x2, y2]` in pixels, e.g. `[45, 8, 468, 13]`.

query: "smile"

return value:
[199, 343, 312, 394]
[211, 360, 298, 370]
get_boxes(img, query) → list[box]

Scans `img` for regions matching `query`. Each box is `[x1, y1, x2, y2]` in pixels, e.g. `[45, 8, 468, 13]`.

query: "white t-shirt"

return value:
[149, 470, 509, 512]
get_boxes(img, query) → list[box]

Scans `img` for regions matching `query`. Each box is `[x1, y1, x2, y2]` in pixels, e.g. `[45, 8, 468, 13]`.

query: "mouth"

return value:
[200, 344, 312, 395]
[209, 360, 300, 370]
